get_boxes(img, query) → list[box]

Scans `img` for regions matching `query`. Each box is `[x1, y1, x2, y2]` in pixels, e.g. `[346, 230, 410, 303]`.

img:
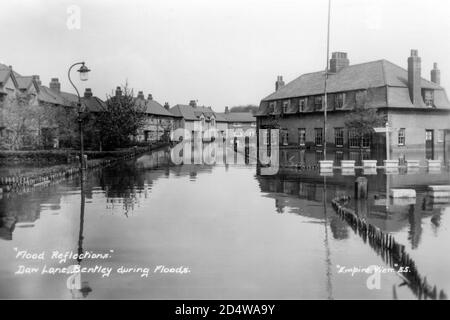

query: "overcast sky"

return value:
[1, 0, 449, 111]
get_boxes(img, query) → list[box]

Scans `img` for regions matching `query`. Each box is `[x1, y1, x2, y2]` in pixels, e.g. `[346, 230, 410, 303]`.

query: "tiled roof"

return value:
[59, 91, 79, 106]
[262, 59, 442, 101]
[0, 69, 10, 85]
[81, 96, 106, 113]
[135, 98, 181, 117]
[16, 76, 34, 91]
[215, 113, 228, 122]
[220, 112, 256, 123]
[0, 64, 21, 87]
[169, 104, 217, 121]
[38, 86, 78, 107]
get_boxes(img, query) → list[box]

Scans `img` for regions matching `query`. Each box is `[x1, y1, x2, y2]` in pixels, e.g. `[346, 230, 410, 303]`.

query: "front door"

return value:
[425, 129, 434, 160]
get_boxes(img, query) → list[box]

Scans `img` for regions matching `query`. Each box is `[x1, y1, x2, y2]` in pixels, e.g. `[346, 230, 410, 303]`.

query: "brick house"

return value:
[256, 50, 450, 162]
[133, 90, 182, 143]
[169, 100, 228, 141]
[1, 64, 78, 149]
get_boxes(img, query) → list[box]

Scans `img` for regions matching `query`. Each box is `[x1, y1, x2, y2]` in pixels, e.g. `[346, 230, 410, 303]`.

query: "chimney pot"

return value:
[329, 52, 349, 73]
[115, 86, 122, 97]
[137, 91, 145, 99]
[49, 78, 61, 93]
[189, 100, 197, 108]
[225, 106, 229, 114]
[147, 94, 153, 100]
[407, 49, 423, 106]
[84, 88, 93, 98]
[431, 62, 441, 85]
[32, 75, 41, 86]
[164, 102, 170, 110]
[275, 76, 285, 91]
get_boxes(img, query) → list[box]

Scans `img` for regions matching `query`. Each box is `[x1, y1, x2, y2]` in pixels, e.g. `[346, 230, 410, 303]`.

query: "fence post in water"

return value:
[355, 177, 368, 199]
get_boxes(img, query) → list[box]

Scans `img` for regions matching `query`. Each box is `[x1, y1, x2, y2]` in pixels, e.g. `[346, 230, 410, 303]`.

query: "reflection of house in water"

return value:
[257, 165, 450, 248]
[102, 148, 215, 214]
[0, 185, 63, 240]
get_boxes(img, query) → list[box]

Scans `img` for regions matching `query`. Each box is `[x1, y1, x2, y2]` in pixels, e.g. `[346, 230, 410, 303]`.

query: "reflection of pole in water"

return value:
[322, 176, 333, 300]
[69, 178, 92, 299]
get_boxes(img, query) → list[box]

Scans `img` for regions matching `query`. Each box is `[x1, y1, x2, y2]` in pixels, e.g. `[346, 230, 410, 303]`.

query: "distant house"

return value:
[130, 90, 181, 143]
[256, 50, 450, 161]
[218, 106, 256, 136]
[169, 100, 228, 141]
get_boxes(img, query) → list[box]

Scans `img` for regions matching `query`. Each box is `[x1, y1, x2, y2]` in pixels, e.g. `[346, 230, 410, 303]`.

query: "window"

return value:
[334, 151, 344, 164]
[334, 127, 344, 147]
[423, 90, 434, 107]
[348, 128, 359, 148]
[298, 128, 306, 146]
[299, 98, 307, 112]
[315, 128, 323, 146]
[281, 129, 288, 145]
[314, 96, 323, 111]
[398, 128, 405, 146]
[349, 128, 371, 148]
[211, 118, 216, 127]
[282, 100, 290, 114]
[362, 134, 371, 148]
[269, 102, 276, 113]
[335, 93, 345, 109]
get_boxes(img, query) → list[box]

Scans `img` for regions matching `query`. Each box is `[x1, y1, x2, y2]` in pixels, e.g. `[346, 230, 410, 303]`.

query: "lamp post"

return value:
[68, 62, 91, 174]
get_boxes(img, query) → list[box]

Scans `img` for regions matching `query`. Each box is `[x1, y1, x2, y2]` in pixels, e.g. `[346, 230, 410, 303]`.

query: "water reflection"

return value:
[0, 145, 449, 299]
[68, 177, 92, 299]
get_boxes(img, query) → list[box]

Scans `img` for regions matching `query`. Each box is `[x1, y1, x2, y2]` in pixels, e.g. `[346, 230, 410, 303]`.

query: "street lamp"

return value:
[68, 62, 91, 174]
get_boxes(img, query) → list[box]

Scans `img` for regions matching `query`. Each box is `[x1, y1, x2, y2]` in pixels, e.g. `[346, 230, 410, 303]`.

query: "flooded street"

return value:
[1, 147, 449, 299]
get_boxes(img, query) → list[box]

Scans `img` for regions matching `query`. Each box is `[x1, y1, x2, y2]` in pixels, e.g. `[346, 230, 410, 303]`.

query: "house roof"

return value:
[0, 69, 11, 85]
[219, 112, 256, 123]
[15, 76, 33, 90]
[38, 86, 78, 107]
[135, 98, 181, 117]
[262, 59, 443, 102]
[81, 96, 106, 113]
[169, 104, 217, 121]
[59, 91, 79, 105]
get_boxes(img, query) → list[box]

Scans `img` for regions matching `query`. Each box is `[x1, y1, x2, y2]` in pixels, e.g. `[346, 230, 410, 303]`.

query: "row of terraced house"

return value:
[0, 63, 256, 150]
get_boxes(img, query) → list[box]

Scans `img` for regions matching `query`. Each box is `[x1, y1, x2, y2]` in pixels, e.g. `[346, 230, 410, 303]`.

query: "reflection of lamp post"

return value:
[68, 176, 92, 299]
[68, 62, 91, 173]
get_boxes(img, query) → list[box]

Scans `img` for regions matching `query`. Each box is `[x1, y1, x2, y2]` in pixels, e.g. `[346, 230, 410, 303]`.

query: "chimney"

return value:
[164, 102, 170, 110]
[49, 78, 61, 93]
[408, 49, 423, 106]
[189, 100, 197, 108]
[225, 106, 229, 114]
[275, 76, 285, 91]
[84, 88, 93, 98]
[329, 52, 349, 73]
[137, 91, 145, 99]
[147, 94, 153, 101]
[431, 62, 441, 85]
[32, 75, 41, 86]
[115, 86, 122, 97]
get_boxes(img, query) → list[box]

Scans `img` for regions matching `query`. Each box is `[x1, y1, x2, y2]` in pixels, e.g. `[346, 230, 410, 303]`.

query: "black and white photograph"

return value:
[0, 0, 450, 307]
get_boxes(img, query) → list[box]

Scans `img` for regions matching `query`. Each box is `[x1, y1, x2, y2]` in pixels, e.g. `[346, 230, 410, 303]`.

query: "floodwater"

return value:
[0, 146, 449, 299]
